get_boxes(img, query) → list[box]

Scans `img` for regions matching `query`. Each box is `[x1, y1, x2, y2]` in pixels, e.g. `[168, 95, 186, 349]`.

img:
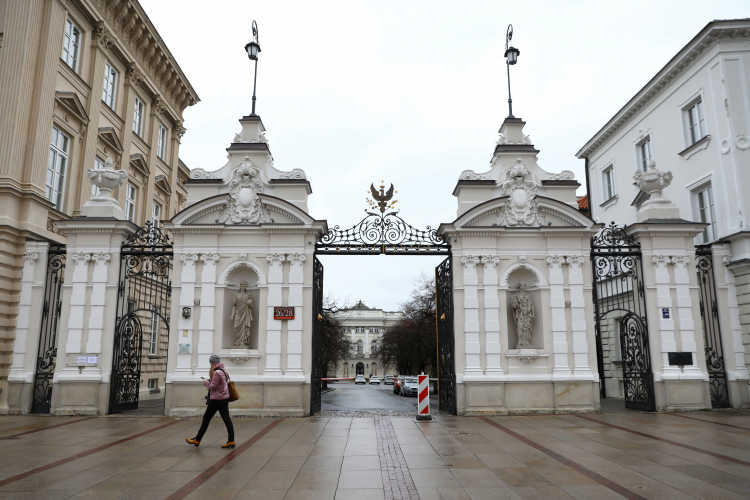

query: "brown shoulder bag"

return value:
[217, 369, 240, 403]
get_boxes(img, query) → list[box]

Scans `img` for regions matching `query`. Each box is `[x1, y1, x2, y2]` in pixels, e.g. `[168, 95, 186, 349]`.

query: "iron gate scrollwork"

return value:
[436, 255, 456, 415]
[31, 245, 66, 414]
[310, 255, 324, 416]
[109, 222, 172, 414]
[591, 223, 655, 411]
[695, 245, 729, 408]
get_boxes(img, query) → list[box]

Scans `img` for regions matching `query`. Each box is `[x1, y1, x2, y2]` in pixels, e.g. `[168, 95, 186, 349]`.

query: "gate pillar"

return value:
[50, 218, 137, 415]
[625, 222, 713, 411]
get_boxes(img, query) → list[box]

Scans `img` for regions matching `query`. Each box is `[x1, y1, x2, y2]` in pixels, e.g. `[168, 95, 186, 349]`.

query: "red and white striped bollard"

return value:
[416, 373, 432, 420]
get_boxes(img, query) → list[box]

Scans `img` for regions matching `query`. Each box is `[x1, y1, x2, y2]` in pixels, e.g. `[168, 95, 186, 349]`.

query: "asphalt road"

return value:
[321, 381, 419, 411]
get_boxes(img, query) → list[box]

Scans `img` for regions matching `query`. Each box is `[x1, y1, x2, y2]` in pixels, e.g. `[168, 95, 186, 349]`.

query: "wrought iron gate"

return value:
[436, 255, 456, 415]
[695, 245, 729, 408]
[31, 245, 66, 414]
[109, 223, 172, 414]
[310, 255, 324, 416]
[591, 223, 655, 411]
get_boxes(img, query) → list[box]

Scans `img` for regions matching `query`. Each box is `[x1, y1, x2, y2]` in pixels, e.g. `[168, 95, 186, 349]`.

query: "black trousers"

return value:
[195, 398, 234, 442]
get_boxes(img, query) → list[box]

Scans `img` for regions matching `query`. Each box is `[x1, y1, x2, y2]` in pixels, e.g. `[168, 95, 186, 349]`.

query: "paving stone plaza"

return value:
[3, 409, 750, 500]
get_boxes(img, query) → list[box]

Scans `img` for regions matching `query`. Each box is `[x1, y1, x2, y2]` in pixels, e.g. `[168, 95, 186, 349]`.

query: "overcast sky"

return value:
[143, 0, 746, 310]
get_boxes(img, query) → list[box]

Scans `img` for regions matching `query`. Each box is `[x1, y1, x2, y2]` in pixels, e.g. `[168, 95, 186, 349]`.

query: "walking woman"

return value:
[186, 354, 235, 448]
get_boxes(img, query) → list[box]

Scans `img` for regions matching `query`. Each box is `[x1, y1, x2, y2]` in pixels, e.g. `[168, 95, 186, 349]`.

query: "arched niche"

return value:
[505, 266, 544, 350]
[501, 261, 547, 288]
[221, 263, 261, 349]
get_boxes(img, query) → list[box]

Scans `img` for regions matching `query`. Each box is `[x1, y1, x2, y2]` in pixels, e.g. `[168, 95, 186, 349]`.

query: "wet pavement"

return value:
[2, 409, 750, 499]
[322, 381, 425, 411]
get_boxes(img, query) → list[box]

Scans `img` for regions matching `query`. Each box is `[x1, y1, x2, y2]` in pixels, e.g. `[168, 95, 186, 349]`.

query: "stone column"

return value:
[175, 253, 198, 375]
[672, 255, 701, 378]
[85, 252, 111, 356]
[547, 255, 570, 377]
[462, 255, 482, 377]
[64, 253, 91, 355]
[567, 255, 592, 377]
[481, 255, 502, 375]
[264, 253, 285, 377]
[286, 253, 306, 379]
[197, 253, 219, 370]
[652, 255, 679, 378]
[8, 250, 40, 382]
[723, 256, 750, 383]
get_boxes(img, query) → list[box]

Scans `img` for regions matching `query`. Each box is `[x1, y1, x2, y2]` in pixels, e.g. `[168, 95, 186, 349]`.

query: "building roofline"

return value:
[576, 19, 750, 159]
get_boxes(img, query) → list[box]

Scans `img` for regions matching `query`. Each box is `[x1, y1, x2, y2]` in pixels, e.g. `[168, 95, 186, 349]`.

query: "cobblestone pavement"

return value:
[3, 409, 750, 499]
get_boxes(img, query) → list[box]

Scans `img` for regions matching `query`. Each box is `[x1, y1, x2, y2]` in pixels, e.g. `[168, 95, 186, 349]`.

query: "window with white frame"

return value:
[133, 96, 144, 137]
[102, 61, 118, 108]
[695, 185, 717, 243]
[602, 165, 615, 201]
[91, 157, 105, 197]
[157, 124, 167, 160]
[46, 127, 70, 211]
[62, 18, 81, 72]
[357, 340, 363, 354]
[148, 378, 157, 391]
[686, 100, 707, 146]
[151, 201, 161, 227]
[149, 308, 159, 356]
[371, 340, 378, 355]
[639, 138, 652, 172]
[125, 183, 137, 222]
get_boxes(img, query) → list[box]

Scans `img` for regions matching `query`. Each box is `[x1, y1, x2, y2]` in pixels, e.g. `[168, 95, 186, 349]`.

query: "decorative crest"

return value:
[318, 183, 447, 255]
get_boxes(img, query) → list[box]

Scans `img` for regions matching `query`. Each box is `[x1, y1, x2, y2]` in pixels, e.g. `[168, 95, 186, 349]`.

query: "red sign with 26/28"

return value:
[273, 307, 294, 320]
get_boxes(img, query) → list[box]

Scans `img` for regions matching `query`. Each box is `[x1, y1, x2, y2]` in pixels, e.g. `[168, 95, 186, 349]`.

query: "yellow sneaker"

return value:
[222, 441, 236, 449]
[186, 438, 200, 447]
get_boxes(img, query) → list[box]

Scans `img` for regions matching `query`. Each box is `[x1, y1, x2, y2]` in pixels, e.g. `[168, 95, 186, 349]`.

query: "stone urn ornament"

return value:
[633, 160, 674, 206]
[81, 157, 129, 219]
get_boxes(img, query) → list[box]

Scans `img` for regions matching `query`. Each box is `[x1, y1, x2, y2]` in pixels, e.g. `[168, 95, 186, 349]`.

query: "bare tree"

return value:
[378, 273, 436, 376]
[319, 295, 352, 388]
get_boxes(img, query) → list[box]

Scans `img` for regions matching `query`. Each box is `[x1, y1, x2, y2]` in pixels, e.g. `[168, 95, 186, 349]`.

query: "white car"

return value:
[369, 376, 380, 384]
[355, 375, 366, 385]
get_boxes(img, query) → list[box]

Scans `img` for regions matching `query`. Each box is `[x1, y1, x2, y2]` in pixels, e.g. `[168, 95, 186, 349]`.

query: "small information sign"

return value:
[274, 307, 295, 320]
[662, 308, 670, 319]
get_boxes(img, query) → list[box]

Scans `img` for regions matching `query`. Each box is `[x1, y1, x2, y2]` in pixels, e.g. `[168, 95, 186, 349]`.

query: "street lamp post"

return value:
[504, 24, 520, 118]
[244, 20, 261, 116]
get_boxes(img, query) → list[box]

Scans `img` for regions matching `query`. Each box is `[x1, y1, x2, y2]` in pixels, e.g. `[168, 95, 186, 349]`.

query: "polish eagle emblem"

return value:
[367, 181, 397, 213]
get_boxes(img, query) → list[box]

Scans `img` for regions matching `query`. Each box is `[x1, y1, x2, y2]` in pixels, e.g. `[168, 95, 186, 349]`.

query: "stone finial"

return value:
[633, 160, 680, 221]
[81, 158, 128, 219]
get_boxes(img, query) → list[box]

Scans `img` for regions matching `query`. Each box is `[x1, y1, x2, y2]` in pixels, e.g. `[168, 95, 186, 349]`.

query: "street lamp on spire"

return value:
[504, 24, 520, 118]
[244, 20, 261, 116]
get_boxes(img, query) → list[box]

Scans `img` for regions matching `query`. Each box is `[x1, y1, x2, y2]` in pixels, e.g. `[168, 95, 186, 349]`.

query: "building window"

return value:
[371, 341, 378, 355]
[46, 127, 70, 211]
[102, 61, 118, 108]
[687, 100, 707, 145]
[125, 183, 137, 222]
[62, 18, 81, 72]
[149, 309, 159, 356]
[151, 201, 161, 227]
[696, 185, 717, 243]
[157, 125, 167, 160]
[148, 378, 157, 390]
[133, 97, 144, 137]
[91, 157, 105, 197]
[357, 340, 363, 354]
[639, 138, 652, 171]
[602, 166, 615, 201]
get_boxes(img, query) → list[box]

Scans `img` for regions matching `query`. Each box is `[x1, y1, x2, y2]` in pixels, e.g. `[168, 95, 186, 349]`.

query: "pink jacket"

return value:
[204, 363, 230, 400]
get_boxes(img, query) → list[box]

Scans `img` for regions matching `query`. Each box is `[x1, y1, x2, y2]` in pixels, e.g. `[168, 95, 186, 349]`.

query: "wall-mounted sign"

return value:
[662, 308, 670, 319]
[274, 307, 295, 320]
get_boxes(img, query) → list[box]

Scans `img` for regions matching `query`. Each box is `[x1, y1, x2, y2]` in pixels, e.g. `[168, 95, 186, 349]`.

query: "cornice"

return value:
[577, 20, 750, 159]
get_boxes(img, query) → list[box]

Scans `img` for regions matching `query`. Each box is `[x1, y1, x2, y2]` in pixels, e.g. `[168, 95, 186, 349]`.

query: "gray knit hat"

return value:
[209, 354, 221, 364]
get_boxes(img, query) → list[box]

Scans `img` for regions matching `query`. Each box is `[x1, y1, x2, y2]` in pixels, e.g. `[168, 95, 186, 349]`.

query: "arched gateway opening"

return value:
[309, 183, 456, 416]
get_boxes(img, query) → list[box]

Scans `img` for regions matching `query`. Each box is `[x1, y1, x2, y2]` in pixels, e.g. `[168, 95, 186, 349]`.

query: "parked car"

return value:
[400, 377, 419, 397]
[355, 375, 366, 385]
[384, 375, 394, 385]
[369, 375, 380, 384]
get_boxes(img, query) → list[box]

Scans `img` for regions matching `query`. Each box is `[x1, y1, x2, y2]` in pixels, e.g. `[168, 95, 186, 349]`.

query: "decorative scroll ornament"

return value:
[217, 157, 271, 225]
[190, 168, 218, 179]
[317, 182, 449, 255]
[494, 160, 545, 227]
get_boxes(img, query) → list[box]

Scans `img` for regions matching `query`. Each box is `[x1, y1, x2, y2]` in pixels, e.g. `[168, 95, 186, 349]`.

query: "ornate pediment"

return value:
[55, 92, 89, 124]
[154, 175, 171, 195]
[494, 160, 545, 227]
[98, 127, 123, 154]
[217, 157, 271, 225]
[130, 154, 150, 176]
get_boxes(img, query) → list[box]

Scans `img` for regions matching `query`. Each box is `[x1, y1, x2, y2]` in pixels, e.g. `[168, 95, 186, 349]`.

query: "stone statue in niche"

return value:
[231, 280, 253, 346]
[511, 281, 534, 348]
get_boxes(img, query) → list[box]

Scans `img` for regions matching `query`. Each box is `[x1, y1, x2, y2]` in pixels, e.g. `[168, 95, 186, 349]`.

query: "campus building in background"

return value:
[577, 19, 750, 406]
[333, 301, 402, 378]
[0, 0, 198, 413]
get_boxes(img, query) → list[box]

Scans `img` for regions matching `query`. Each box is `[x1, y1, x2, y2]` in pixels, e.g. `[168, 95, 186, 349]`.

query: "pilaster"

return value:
[264, 253, 285, 377]
[723, 256, 750, 382]
[652, 255, 679, 378]
[547, 255, 570, 377]
[175, 252, 198, 375]
[8, 250, 40, 382]
[481, 255, 502, 375]
[198, 253, 219, 370]
[64, 252, 91, 355]
[671, 255, 701, 378]
[567, 255, 591, 376]
[85, 252, 111, 355]
[461, 255, 481, 376]
[286, 253, 306, 379]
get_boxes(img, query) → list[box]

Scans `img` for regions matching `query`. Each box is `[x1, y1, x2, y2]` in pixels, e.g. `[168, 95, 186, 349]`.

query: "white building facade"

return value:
[577, 19, 750, 408]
